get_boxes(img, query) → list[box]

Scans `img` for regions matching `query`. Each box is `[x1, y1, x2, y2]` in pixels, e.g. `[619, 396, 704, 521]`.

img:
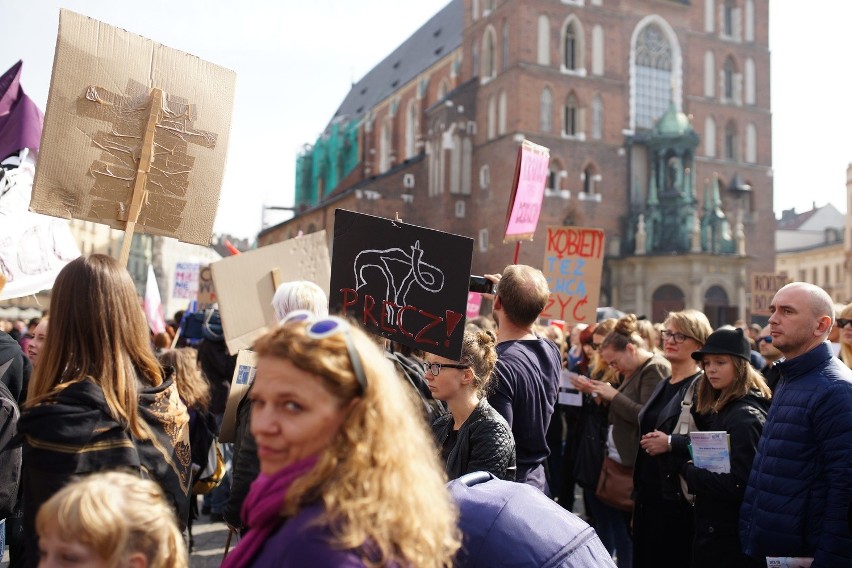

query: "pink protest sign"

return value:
[503, 139, 550, 243]
[466, 292, 483, 318]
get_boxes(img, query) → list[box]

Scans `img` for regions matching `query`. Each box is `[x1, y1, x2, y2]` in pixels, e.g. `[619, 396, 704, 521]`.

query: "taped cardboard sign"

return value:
[30, 9, 236, 247]
[541, 225, 605, 324]
[210, 231, 331, 355]
[329, 209, 473, 360]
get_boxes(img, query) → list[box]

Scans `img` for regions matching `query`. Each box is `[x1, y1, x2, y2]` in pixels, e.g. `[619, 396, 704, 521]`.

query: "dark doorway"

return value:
[652, 284, 685, 323]
[704, 285, 735, 328]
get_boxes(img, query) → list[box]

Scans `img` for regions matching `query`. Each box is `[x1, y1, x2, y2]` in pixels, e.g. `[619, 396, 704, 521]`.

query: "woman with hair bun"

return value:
[429, 329, 516, 481]
[36, 471, 187, 568]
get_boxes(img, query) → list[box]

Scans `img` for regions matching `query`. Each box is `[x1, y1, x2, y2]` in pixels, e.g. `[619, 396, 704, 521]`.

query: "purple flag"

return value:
[0, 61, 43, 161]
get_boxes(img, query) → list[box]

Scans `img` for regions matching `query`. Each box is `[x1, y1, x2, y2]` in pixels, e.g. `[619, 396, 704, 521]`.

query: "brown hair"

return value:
[158, 348, 210, 410]
[695, 355, 771, 414]
[600, 313, 645, 352]
[497, 265, 551, 326]
[459, 329, 498, 395]
[589, 318, 619, 384]
[26, 255, 162, 439]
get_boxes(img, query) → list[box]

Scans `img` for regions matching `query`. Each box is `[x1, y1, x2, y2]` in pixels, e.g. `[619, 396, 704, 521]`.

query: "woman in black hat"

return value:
[672, 328, 771, 568]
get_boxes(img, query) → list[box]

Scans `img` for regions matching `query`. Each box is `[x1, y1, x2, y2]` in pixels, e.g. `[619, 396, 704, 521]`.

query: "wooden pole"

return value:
[513, 241, 521, 264]
[118, 88, 162, 267]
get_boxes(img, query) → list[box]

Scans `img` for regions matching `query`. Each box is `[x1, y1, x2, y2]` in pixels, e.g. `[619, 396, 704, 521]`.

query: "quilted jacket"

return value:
[432, 398, 516, 481]
[739, 342, 852, 566]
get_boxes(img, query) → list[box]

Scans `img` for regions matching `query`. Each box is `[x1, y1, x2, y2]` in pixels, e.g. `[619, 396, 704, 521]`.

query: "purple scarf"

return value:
[221, 455, 319, 568]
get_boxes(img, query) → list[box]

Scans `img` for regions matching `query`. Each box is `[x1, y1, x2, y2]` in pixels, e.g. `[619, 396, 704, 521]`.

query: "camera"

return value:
[469, 275, 494, 294]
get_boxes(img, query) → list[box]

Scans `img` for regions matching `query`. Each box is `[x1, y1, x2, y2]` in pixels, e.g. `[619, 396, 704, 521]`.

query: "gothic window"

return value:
[462, 139, 472, 195]
[450, 134, 461, 194]
[745, 0, 754, 41]
[380, 119, 391, 172]
[704, 50, 715, 98]
[437, 79, 450, 101]
[635, 23, 673, 129]
[564, 21, 578, 70]
[405, 100, 417, 159]
[540, 87, 553, 132]
[564, 95, 578, 136]
[537, 15, 551, 65]
[724, 0, 735, 37]
[592, 94, 603, 140]
[472, 41, 480, 78]
[745, 122, 757, 163]
[483, 27, 497, 79]
[583, 165, 597, 194]
[705, 0, 715, 32]
[498, 90, 507, 135]
[548, 168, 558, 190]
[745, 58, 756, 104]
[487, 95, 496, 140]
[724, 57, 736, 100]
[705, 116, 717, 157]
[592, 25, 604, 75]
[724, 120, 738, 160]
[502, 21, 509, 72]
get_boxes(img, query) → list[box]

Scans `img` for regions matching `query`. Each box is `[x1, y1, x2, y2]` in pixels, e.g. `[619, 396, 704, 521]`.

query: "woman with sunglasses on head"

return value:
[836, 305, 852, 368]
[221, 313, 460, 568]
[634, 310, 713, 568]
[670, 328, 771, 568]
[428, 329, 516, 481]
[17, 255, 191, 568]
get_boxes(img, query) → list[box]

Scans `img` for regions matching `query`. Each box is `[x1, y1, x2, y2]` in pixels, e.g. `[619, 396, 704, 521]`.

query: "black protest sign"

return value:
[330, 209, 473, 360]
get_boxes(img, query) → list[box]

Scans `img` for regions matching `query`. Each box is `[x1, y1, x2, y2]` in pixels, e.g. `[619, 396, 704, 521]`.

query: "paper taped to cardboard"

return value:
[219, 349, 257, 444]
[30, 9, 236, 246]
[210, 231, 331, 355]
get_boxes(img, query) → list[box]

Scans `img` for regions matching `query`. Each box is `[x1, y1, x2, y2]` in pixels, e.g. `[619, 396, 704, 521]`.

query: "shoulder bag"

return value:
[675, 379, 698, 505]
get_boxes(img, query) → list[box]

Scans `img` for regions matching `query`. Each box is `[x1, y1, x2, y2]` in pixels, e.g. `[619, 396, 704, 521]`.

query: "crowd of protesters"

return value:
[1, 259, 851, 566]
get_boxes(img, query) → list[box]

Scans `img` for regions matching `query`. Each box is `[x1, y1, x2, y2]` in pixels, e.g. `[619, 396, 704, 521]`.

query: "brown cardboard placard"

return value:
[750, 272, 789, 316]
[196, 265, 217, 310]
[540, 225, 605, 325]
[219, 349, 257, 443]
[30, 9, 236, 247]
[210, 231, 331, 355]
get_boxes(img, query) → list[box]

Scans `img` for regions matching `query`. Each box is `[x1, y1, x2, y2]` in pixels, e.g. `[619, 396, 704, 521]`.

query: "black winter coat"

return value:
[432, 398, 516, 481]
[678, 391, 769, 568]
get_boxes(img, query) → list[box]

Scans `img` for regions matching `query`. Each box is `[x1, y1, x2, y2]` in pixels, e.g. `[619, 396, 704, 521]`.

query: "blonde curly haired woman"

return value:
[36, 471, 187, 568]
[222, 312, 460, 567]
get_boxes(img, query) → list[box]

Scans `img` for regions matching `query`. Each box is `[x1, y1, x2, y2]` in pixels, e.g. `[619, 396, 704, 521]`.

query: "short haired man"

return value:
[756, 324, 782, 391]
[485, 265, 561, 493]
[740, 282, 852, 565]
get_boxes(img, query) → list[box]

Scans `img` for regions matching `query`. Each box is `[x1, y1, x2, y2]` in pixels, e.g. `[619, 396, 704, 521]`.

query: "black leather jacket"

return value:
[432, 398, 516, 481]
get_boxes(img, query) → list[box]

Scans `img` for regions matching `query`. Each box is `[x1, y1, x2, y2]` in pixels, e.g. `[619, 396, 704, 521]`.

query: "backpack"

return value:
[0, 362, 21, 519]
[189, 408, 226, 495]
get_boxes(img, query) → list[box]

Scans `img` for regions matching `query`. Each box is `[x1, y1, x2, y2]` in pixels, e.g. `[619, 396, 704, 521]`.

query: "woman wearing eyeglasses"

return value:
[428, 330, 516, 481]
[836, 305, 852, 368]
[634, 310, 713, 568]
[222, 315, 460, 568]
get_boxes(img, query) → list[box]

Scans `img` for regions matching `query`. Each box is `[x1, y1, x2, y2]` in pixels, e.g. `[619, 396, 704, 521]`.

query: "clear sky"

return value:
[2, 0, 850, 240]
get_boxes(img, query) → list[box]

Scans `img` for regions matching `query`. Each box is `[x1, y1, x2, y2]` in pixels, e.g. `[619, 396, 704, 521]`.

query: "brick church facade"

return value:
[260, 0, 772, 326]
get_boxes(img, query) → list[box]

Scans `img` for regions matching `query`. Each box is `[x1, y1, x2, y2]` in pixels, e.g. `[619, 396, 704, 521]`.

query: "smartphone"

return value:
[469, 275, 495, 294]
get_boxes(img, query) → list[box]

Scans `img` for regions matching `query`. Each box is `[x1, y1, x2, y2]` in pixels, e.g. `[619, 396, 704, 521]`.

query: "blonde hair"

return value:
[695, 356, 772, 414]
[36, 471, 187, 568]
[459, 329, 498, 395]
[838, 304, 852, 367]
[663, 309, 713, 346]
[252, 321, 460, 567]
[26, 255, 162, 439]
[158, 348, 210, 410]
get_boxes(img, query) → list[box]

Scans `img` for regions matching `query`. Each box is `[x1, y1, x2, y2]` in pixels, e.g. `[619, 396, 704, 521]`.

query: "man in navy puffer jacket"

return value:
[740, 282, 852, 566]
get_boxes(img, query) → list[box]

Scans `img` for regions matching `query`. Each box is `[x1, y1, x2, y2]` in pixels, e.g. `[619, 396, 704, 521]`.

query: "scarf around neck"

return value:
[222, 454, 319, 568]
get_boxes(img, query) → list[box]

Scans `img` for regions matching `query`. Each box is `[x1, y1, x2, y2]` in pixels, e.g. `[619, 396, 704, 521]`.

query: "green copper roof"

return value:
[654, 103, 693, 136]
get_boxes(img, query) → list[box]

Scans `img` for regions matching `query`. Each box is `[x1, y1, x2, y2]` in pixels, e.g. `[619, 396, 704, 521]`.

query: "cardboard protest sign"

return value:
[330, 210, 473, 360]
[503, 139, 550, 243]
[219, 349, 257, 443]
[541, 226, 605, 324]
[750, 273, 789, 316]
[30, 9, 236, 257]
[196, 265, 217, 310]
[210, 231, 331, 355]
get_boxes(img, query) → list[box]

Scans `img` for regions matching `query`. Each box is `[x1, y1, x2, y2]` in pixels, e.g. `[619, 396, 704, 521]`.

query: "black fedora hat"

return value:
[691, 328, 751, 361]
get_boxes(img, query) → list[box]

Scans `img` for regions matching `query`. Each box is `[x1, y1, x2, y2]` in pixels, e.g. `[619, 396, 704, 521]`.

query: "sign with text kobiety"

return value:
[541, 226, 605, 324]
[750, 273, 789, 316]
[330, 209, 473, 360]
[503, 139, 550, 243]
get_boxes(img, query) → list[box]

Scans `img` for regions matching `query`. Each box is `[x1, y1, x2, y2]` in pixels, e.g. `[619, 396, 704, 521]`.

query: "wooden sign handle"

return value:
[119, 88, 162, 267]
[270, 267, 283, 290]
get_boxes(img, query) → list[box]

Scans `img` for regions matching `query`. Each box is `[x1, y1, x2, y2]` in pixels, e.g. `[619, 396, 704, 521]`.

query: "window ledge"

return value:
[560, 66, 587, 77]
[561, 132, 586, 141]
[577, 192, 602, 203]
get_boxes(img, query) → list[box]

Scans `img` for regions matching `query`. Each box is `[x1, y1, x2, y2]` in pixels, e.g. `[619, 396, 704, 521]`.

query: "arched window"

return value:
[405, 100, 417, 159]
[634, 23, 674, 129]
[745, 122, 757, 163]
[705, 0, 715, 32]
[704, 116, 717, 157]
[472, 41, 480, 78]
[724, 120, 738, 160]
[540, 87, 553, 132]
[592, 25, 604, 75]
[745, 58, 755, 104]
[501, 21, 509, 72]
[487, 95, 496, 140]
[724, 0, 735, 37]
[450, 133, 461, 194]
[482, 27, 497, 79]
[380, 119, 391, 172]
[654, 284, 686, 324]
[437, 79, 450, 101]
[498, 91, 507, 135]
[564, 94, 578, 136]
[592, 94, 603, 140]
[724, 57, 736, 100]
[583, 164, 598, 194]
[745, 0, 754, 41]
[563, 19, 582, 71]
[537, 15, 551, 65]
[704, 50, 715, 98]
[461, 139, 472, 195]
